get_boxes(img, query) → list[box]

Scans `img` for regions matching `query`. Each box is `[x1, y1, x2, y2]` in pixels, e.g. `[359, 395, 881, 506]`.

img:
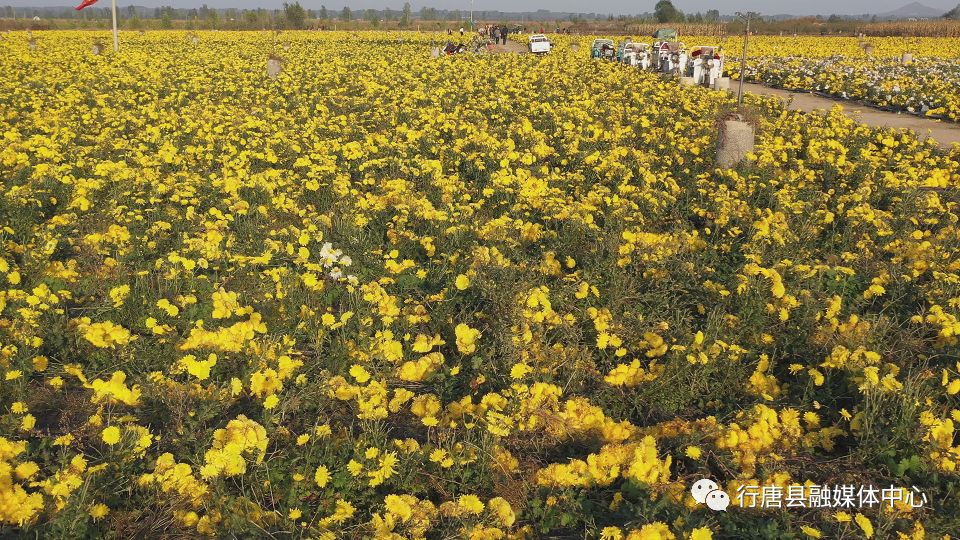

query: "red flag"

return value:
[75, 0, 98, 10]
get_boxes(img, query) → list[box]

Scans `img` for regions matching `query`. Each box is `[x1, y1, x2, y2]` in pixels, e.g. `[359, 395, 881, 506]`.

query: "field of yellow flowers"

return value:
[719, 36, 960, 121]
[1, 30, 960, 539]
[547, 34, 960, 121]
[555, 33, 960, 121]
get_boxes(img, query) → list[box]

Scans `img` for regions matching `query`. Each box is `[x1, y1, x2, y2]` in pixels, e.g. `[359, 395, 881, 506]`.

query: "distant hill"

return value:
[876, 2, 946, 19]
[945, 4, 960, 19]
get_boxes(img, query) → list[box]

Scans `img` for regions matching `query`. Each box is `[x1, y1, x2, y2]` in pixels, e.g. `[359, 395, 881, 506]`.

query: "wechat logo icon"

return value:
[691, 479, 730, 511]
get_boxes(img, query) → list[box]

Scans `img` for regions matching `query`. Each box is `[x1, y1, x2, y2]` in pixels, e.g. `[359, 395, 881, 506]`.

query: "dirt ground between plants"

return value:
[489, 41, 530, 54]
[739, 82, 960, 150]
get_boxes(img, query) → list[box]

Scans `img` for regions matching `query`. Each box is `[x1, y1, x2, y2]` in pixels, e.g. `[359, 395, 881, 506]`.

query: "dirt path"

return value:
[489, 41, 529, 54]
[741, 82, 960, 149]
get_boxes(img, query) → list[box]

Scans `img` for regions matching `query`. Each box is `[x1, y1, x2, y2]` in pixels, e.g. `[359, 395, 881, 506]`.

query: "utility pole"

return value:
[111, 0, 118, 51]
[735, 11, 757, 109]
[470, 0, 473, 29]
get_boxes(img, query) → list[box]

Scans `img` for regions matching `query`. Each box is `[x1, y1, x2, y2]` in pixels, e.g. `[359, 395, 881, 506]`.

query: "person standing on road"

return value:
[492, 26, 500, 44]
[501, 26, 508, 45]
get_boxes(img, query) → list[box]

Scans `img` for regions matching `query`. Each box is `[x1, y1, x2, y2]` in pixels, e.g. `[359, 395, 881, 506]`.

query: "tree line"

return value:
[3, 2, 627, 30]
[4, 0, 959, 33]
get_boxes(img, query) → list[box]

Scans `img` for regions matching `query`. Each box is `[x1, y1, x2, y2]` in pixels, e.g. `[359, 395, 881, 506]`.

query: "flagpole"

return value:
[111, 0, 118, 51]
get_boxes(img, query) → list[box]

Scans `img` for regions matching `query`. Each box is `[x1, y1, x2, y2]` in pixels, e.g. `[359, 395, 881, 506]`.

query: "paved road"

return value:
[739, 82, 960, 149]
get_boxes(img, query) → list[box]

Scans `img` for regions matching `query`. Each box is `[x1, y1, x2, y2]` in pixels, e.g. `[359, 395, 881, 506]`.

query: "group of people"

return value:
[479, 25, 511, 45]
[439, 24, 574, 53]
[493, 26, 511, 45]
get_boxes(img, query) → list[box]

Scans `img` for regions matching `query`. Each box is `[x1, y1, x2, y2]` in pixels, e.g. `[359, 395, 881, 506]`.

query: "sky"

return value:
[9, 0, 959, 16]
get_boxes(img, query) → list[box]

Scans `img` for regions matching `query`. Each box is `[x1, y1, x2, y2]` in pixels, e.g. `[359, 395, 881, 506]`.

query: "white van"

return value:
[528, 34, 551, 54]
